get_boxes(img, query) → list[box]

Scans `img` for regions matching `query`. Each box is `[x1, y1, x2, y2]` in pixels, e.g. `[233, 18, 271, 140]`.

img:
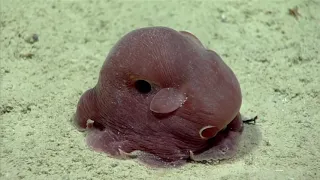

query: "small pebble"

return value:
[25, 33, 39, 44]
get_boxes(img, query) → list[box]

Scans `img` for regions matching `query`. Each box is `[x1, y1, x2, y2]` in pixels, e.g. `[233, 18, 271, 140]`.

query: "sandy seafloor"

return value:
[1, 0, 320, 179]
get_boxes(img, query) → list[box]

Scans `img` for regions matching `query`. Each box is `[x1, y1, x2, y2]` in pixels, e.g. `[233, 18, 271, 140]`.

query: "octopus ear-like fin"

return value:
[199, 125, 220, 139]
[73, 88, 99, 131]
[150, 88, 187, 114]
[179, 31, 204, 47]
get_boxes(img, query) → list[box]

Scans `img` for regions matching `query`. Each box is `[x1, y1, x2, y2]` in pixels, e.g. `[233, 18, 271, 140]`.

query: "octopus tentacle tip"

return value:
[118, 149, 137, 159]
[189, 151, 196, 161]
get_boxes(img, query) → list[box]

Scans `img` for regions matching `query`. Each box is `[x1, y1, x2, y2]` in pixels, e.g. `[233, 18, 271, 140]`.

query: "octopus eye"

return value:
[134, 80, 152, 94]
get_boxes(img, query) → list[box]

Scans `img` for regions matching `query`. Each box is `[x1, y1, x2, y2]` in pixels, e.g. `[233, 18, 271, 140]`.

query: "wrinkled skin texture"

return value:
[73, 27, 243, 167]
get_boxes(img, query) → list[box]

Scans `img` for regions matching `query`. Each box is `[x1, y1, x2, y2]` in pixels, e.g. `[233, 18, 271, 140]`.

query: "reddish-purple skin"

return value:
[73, 27, 243, 167]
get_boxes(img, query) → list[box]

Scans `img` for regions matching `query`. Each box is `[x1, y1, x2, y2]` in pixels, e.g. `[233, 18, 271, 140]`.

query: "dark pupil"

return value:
[134, 80, 151, 93]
